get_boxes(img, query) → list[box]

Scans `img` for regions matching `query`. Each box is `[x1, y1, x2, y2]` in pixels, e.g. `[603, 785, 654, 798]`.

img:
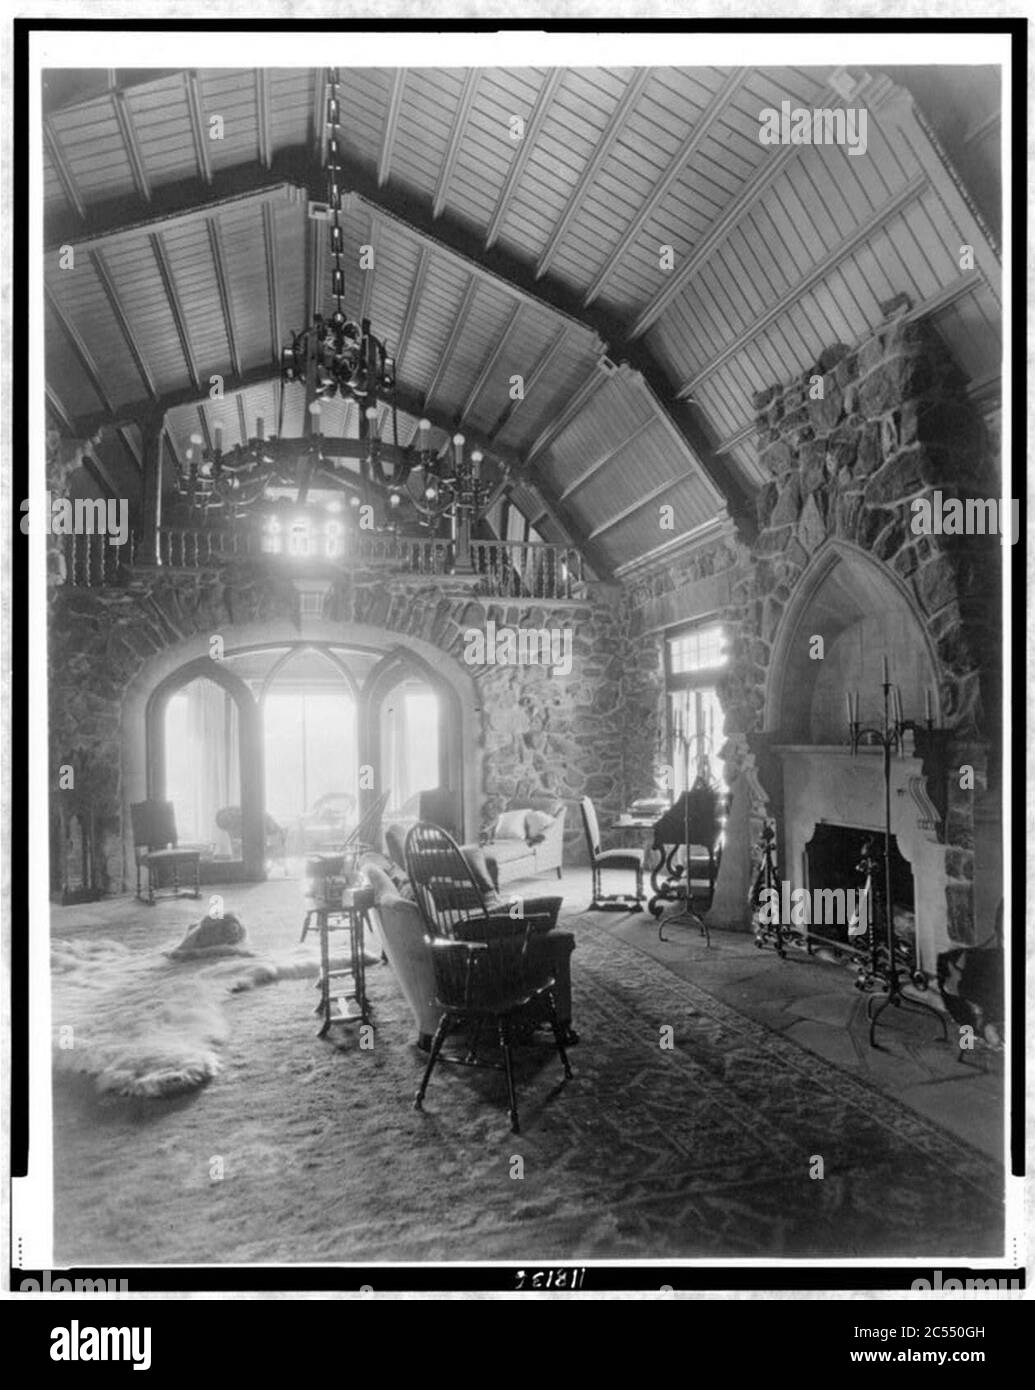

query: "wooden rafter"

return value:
[261, 202, 282, 367]
[207, 216, 242, 380]
[587, 472, 695, 540]
[433, 69, 479, 218]
[89, 248, 158, 400]
[422, 276, 479, 414]
[45, 384, 74, 433]
[43, 119, 86, 222]
[379, 69, 407, 187]
[359, 213, 381, 323]
[256, 69, 273, 170]
[526, 361, 607, 464]
[395, 245, 429, 372]
[116, 424, 143, 474]
[558, 414, 657, 500]
[460, 303, 522, 423]
[626, 72, 844, 337]
[485, 69, 564, 251]
[184, 71, 212, 184]
[536, 68, 651, 280]
[583, 66, 749, 308]
[110, 82, 151, 203]
[45, 285, 115, 416]
[149, 232, 200, 392]
[489, 324, 570, 441]
[674, 176, 928, 397]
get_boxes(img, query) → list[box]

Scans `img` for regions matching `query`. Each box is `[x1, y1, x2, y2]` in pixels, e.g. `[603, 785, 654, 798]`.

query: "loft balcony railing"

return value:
[53, 528, 589, 603]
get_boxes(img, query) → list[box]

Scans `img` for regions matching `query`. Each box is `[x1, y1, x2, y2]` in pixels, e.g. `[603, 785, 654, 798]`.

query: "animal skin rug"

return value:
[51, 936, 349, 1099]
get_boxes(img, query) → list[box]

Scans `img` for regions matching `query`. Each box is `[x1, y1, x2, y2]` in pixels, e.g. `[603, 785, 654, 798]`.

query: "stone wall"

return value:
[48, 560, 637, 892]
[619, 305, 1002, 944]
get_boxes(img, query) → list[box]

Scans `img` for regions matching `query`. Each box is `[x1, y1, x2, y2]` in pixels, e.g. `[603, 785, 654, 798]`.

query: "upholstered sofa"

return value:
[363, 861, 576, 1048]
[480, 797, 567, 885]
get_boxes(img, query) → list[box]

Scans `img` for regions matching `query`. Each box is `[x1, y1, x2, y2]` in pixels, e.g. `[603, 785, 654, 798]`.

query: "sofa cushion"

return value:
[524, 809, 555, 843]
[489, 838, 533, 865]
[494, 809, 529, 840]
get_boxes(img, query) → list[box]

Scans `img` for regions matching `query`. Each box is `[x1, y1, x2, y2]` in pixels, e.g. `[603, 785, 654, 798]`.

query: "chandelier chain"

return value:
[327, 69, 345, 318]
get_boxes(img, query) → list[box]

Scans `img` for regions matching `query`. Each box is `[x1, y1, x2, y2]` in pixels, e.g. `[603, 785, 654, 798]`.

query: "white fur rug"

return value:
[51, 936, 347, 1098]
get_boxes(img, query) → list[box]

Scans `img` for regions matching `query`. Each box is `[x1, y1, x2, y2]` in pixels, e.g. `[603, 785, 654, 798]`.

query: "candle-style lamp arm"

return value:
[845, 666, 948, 1049]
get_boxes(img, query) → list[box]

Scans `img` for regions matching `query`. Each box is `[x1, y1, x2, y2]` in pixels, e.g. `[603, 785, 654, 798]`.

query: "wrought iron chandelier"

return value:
[177, 67, 511, 536]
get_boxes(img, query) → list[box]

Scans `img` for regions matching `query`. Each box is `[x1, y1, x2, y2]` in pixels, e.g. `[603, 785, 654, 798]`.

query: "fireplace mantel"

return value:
[775, 743, 949, 971]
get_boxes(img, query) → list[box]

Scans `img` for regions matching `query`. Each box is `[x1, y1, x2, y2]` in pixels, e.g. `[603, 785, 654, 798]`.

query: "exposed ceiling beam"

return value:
[196, 404, 213, 454]
[422, 276, 479, 415]
[311, 68, 327, 159]
[162, 426, 183, 471]
[256, 69, 273, 170]
[379, 69, 407, 187]
[116, 425, 144, 474]
[45, 384, 74, 434]
[261, 202, 282, 367]
[206, 217, 242, 380]
[489, 324, 570, 442]
[110, 81, 151, 203]
[526, 361, 609, 464]
[70, 361, 282, 438]
[45, 285, 115, 416]
[485, 69, 564, 251]
[395, 244, 429, 373]
[627, 73, 845, 338]
[184, 71, 213, 184]
[149, 231, 200, 392]
[45, 173, 301, 253]
[434, 69, 479, 218]
[89, 247, 158, 400]
[81, 448, 121, 499]
[558, 415, 657, 500]
[42, 69, 182, 114]
[359, 213, 381, 324]
[587, 471, 702, 541]
[460, 303, 522, 423]
[43, 139, 755, 536]
[43, 119, 86, 221]
[583, 66, 749, 308]
[536, 68, 651, 281]
[675, 176, 928, 398]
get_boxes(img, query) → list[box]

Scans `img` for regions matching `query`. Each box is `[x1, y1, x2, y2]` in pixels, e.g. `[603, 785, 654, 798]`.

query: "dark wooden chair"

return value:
[405, 821, 573, 1131]
[579, 796, 644, 911]
[415, 934, 573, 1133]
[417, 787, 462, 842]
[130, 800, 201, 906]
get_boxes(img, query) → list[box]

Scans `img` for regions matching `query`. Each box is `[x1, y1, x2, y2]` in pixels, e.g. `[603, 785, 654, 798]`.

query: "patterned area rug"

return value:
[51, 913, 1003, 1265]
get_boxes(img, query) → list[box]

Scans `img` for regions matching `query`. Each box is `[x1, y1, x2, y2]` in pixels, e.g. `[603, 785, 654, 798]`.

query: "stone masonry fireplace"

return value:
[709, 302, 1002, 960]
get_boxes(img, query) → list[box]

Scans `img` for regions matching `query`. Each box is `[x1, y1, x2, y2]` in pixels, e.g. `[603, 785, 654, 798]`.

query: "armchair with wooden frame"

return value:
[404, 821, 574, 1133]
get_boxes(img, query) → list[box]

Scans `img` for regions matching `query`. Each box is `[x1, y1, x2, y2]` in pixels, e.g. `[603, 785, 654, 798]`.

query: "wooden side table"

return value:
[314, 884, 376, 1038]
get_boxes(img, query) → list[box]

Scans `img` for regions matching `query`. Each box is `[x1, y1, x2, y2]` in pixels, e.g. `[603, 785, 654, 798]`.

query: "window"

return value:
[382, 680, 440, 820]
[666, 621, 727, 794]
[667, 622, 727, 675]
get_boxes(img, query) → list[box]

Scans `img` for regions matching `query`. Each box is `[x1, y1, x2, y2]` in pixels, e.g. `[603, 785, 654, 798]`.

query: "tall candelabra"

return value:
[847, 658, 948, 1049]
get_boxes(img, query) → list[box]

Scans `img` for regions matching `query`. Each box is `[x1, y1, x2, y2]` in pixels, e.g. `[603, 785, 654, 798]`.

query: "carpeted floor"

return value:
[51, 909, 1003, 1266]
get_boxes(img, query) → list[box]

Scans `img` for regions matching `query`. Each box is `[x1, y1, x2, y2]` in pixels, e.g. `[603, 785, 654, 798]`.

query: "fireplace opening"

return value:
[804, 823, 915, 950]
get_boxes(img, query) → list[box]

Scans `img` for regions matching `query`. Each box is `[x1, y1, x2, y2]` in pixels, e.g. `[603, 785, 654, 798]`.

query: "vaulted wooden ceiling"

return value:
[43, 64, 1001, 575]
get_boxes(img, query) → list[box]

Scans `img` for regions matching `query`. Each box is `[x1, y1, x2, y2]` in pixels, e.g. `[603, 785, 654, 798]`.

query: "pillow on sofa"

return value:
[524, 809, 555, 844]
[360, 852, 414, 901]
[493, 809, 529, 840]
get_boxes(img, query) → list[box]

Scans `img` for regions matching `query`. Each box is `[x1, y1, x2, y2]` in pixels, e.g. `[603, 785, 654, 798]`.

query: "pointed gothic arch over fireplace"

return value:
[765, 540, 942, 743]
